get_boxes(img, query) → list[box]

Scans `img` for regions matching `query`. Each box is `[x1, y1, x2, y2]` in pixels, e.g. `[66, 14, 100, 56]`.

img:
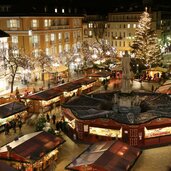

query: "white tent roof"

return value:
[0, 132, 41, 152]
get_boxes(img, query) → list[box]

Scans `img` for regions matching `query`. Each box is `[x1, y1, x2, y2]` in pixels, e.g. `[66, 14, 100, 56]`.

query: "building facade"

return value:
[0, 8, 83, 90]
[83, 10, 171, 57]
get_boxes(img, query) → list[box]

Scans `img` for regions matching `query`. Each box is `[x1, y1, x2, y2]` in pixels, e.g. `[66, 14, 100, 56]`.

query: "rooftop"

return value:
[62, 91, 171, 124]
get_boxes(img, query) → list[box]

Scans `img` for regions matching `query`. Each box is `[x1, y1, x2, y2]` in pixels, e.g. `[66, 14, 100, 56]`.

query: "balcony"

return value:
[50, 25, 69, 30]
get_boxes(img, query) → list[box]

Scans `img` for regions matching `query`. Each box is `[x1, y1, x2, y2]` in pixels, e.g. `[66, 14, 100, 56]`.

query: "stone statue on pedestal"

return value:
[121, 51, 132, 93]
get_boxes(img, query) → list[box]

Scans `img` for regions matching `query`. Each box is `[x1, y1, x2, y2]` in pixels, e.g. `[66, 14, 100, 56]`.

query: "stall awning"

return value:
[22, 87, 63, 100]
[0, 102, 27, 119]
[66, 140, 141, 171]
[0, 131, 65, 163]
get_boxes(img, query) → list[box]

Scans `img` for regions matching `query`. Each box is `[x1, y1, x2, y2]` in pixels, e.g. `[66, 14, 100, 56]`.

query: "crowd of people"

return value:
[4, 115, 23, 135]
[46, 113, 64, 133]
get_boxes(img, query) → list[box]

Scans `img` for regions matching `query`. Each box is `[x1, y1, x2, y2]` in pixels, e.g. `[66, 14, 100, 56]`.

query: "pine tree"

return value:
[131, 8, 161, 67]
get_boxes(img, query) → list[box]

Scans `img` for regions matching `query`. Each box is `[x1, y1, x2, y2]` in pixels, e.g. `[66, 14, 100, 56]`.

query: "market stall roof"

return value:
[66, 140, 141, 171]
[57, 81, 81, 92]
[87, 71, 111, 78]
[0, 161, 18, 171]
[146, 66, 168, 72]
[0, 101, 27, 119]
[22, 87, 63, 100]
[0, 131, 65, 163]
[22, 77, 95, 101]
[62, 92, 171, 124]
[72, 77, 96, 86]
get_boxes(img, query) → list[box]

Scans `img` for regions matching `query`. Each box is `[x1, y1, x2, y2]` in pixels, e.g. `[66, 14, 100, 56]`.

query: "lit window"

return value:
[32, 20, 38, 28]
[11, 36, 18, 44]
[88, 30, 93, 36]
[127, 24, 130, 28]
[58, 33, 62, 40]
[44, 19, 51, 27]
[55, 8, 57, 13]
[133, 24, 136, 28]
[50, 33, 55, 41]
[28, 30, 32, 36]
[62, 8, 65, 13]
[32, 35, 39, 43]
[88, 23, 93, 28]
[8, 19, 18, 28]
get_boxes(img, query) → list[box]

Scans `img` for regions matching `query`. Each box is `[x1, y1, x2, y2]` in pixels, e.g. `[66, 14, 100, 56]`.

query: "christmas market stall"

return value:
[61, 91, 171, 148]
[57, 81, 82, 103]
[72, 78, 96, 94]
[0, 131, 65, 171]
[87, 71, 111, 81]
[22, 87, 63, 113]
[0, 101, 27, 132]
[146, 66, 168, 81]
[65, 140, 141, 171]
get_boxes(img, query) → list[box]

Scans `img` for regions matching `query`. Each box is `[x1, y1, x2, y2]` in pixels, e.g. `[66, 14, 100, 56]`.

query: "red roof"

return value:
[0, 101, 27, 119]
[66, 140, 141, 171]
[0, 131, 65, 163]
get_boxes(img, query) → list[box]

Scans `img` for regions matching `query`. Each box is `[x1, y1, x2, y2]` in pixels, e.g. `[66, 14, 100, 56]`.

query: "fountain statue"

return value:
[121, 50, 131, 93]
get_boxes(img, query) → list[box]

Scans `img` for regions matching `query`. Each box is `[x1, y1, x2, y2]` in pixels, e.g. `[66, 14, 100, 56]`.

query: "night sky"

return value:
[2, 0, 171, 14]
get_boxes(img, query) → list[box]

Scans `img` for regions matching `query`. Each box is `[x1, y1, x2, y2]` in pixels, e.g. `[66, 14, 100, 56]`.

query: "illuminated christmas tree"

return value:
[131, 8, 161, 67]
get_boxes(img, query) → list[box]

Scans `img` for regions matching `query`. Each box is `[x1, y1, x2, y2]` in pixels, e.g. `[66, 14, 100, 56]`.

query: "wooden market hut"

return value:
[72, 78, 96, 94]
[22, 77, 97, 114]
[87, 71, 111, 80]
[0, 101, 27, 132]
[22, 87, 63, 113]
[0, 131, 65, 171]
[61, 91, 171, 148]
[65, 140, 141, 171]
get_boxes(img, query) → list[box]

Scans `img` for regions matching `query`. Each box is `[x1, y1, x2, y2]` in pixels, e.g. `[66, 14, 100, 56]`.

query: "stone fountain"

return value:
[112, 51, 141, 121]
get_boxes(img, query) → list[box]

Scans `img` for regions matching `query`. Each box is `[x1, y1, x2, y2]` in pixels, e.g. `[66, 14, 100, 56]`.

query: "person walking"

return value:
[46, 113, 50, 122]
[52, 114, 56, 124]
[4, 122, 10, 135]
[11, 120, 16, 133]
[18, 119, 23, 131]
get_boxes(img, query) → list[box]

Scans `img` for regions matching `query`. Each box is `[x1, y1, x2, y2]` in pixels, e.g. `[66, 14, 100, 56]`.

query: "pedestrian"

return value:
[11, 120, 16, 133]
[52, 114, 56, 124]
[4, 122, 10, 135]
[46, 113, 50, 122]
[56, 120, 60, 131]
[18, 119, 22, 131]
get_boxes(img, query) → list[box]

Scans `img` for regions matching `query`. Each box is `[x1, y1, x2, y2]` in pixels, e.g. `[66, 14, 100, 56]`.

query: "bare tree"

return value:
[31, 49, 54, 85]
[82, 40, 116, 69]
[93, 21, 107, 43]
[0, 47, 31, 93]
[57, 49, 78, 82]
